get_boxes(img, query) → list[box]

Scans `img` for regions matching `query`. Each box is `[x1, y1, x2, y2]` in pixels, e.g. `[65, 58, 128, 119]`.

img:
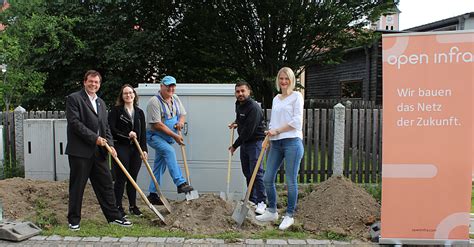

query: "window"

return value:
[341, 80, 362, 99]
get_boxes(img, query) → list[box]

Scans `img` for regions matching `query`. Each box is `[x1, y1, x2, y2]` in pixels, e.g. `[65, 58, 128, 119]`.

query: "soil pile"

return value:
[164, 194, 261, 234]
[0, 177, 104, 226]
[0, 178, 262, 233]
[0, 176, 380, 239]
[297, 175, 380, 239]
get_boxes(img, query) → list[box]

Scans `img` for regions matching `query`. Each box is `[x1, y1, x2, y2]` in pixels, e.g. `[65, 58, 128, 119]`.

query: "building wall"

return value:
[305, 40, 382, 104]
[372, 40, 383, 104]
[464, 17, 474, 30]
[305, 49, 366, 100]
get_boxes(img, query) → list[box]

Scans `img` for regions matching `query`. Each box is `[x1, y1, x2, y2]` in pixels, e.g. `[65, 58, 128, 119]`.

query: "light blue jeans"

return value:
[147, 130, 186, 193]
[263, 137, 304, 217]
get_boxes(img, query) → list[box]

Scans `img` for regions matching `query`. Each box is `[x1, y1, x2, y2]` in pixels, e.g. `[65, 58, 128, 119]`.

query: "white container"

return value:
[135, 83, 246, 200]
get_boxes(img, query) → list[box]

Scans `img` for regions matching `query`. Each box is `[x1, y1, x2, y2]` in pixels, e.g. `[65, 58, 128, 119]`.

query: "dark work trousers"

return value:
[67, 154, 121, 225]
[112, 143, 142, 208]
[240, 140, 267, 204]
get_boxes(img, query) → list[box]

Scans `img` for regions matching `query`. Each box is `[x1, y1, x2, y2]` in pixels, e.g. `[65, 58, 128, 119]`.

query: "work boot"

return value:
[177, 182, 194, 194]
[129, 206, 143, 217]
[147, 193, 163, 205]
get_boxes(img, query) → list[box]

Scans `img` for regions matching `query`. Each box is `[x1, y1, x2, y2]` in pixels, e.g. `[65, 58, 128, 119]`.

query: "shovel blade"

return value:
[228, 192, 234, 202]
[219, 191, 226, 200]
[148, 204, 166, 224]
[185, 190, 199, 201]
[232, 201, 249, 227]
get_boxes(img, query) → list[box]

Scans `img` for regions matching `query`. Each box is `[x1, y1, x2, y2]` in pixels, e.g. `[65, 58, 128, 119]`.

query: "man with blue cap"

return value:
[145, 75, 194, 204]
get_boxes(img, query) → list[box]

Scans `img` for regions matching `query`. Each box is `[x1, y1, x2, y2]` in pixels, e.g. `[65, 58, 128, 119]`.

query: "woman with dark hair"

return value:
[108, 84, 148, 217]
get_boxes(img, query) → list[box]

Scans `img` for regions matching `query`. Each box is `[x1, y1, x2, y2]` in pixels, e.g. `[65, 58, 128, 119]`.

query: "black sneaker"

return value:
[109, 217, 132, 227]
[68, 223, 80, 231]
[117, 206, 127, 218]
[147, 193, 164, 205]
[129, 206, 143, 217]
[177, 182, 194, 194]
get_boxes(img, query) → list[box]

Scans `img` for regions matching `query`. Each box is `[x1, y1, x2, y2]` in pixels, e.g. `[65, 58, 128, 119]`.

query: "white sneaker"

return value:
[255, 202, 267, 215]
[255, 210, 278, 222]
[68, 224, 80, 231]
[279, 216, 294, 230]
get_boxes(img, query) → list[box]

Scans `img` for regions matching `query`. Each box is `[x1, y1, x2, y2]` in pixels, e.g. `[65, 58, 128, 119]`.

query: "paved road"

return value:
[0, 235, 376, 246]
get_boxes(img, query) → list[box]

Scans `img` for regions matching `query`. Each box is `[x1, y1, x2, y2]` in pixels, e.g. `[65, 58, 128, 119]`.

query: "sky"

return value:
[398, 0, 474, 30]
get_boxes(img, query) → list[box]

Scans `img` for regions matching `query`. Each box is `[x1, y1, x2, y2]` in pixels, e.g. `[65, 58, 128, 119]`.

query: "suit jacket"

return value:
[65, 89, 113, 159]
[108, 105, 147, 152]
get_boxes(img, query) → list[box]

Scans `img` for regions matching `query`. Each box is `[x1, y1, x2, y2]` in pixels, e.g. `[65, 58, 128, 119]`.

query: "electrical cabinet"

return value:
[135, 84, 246, 200]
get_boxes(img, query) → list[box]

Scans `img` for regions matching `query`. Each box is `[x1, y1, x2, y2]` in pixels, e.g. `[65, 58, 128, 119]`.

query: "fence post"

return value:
[14, 106, 26, 168]
[333, 103, 345, 176]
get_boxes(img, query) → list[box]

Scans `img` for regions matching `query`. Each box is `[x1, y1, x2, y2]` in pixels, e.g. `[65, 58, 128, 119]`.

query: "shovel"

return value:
[104, 143, 166, 223]
[220, 127, 235, 201]
[132, 137, 173, 213]
[178, 130, 199, 201]
[231, 135, 269, 227]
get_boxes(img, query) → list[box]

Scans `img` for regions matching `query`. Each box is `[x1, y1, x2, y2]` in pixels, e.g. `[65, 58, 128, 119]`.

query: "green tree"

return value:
[1, 0, 397, 110]
[172, 0, 397, 107]
[0, 0, 82, 110]
[36, 1, 177, 108]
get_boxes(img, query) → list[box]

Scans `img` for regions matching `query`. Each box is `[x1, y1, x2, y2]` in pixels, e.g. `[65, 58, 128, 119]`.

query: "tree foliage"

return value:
[0, 0, 397, 109]
[211, 0, 396, 106]
[0, 0, 52, 109]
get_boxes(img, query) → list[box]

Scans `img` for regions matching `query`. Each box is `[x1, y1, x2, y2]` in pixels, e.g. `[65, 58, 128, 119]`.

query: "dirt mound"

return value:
[163, 194, 261, 234]
[0, 177, 104, 226]
[0, 176, 380, 239]
[0, 178, 263, 233]
[297, 175, 380, 239]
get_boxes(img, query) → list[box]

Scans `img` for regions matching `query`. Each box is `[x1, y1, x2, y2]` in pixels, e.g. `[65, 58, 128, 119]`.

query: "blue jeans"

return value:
[147, 130, 186, 193]
[240, 140, 266, 204]
[263, 138, 304, 217]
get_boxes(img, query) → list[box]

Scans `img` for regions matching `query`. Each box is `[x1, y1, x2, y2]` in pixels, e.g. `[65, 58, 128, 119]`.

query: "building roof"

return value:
[405, 12, 474, 32]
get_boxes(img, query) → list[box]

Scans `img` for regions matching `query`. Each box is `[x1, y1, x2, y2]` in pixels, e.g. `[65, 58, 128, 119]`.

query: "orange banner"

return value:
[381, 31, 474, 245]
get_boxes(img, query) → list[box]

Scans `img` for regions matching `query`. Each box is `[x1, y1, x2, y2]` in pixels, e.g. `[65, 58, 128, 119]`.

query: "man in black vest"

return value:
[65, 70, 132, 231]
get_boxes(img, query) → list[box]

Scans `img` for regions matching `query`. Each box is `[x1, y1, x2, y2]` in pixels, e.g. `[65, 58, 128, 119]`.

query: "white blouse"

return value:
[269, 92, 304, 140]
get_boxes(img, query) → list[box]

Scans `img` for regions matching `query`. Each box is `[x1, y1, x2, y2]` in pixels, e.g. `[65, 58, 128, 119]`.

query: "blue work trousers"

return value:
[147, 130, 186, 193]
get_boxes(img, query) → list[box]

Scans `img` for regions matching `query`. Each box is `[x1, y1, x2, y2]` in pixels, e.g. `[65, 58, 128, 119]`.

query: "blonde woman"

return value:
[256, 67, 304, 230]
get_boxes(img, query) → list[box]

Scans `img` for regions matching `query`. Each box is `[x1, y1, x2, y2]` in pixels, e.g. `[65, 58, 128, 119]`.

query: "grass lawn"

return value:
[40, 215, 332, 241]
[469, 185, 473, 239]
[34, 183, 474, 240]
[471, 186, 474, 213]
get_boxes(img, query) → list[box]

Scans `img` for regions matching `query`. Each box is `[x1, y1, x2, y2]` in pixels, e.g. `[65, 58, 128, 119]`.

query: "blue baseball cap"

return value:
[161, 76, 176, 86]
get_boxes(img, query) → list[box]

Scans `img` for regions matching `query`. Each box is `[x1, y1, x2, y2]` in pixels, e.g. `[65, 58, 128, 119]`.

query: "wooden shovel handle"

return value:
[243, 135, 269, 203]
[105, 143, 165, 222]
[132, 137, 172, 213]
[227, 128, 234, 183]
[177, 130, 191, 184]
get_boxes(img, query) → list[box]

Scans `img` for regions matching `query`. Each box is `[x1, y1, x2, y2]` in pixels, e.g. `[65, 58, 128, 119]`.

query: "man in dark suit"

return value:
[66, 70, 132, 231]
